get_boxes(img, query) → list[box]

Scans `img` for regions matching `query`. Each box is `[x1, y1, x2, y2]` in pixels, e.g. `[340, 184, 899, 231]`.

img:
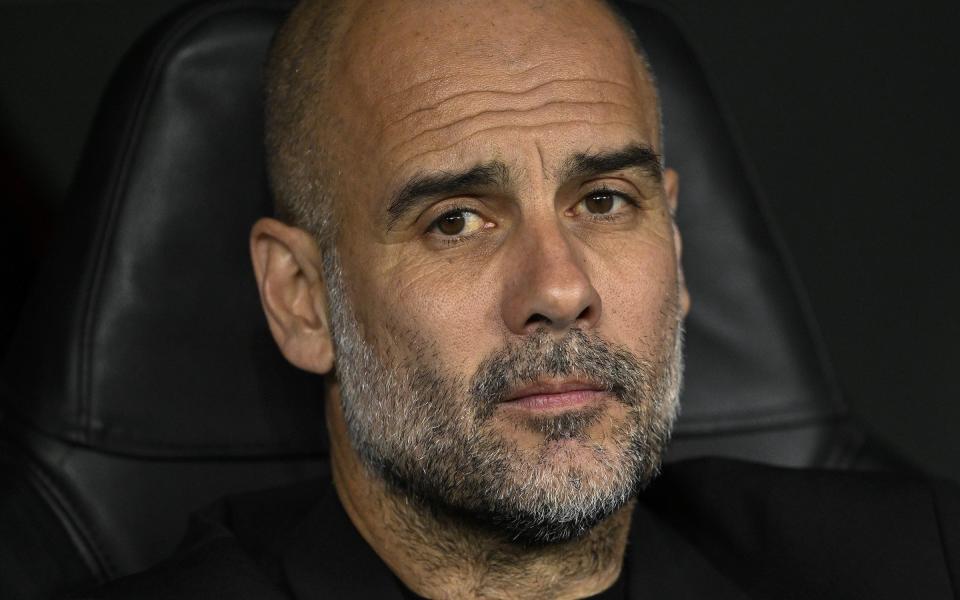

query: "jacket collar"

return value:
[281, 483, 405, 600]
[278, 479, 748, 599]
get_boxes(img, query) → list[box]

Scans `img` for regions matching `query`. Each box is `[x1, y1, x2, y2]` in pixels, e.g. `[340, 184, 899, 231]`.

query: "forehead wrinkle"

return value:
[372, 60, 573, 109]
[391, 120, 642, 175]
[535, 139, 547, 178]
[385, 99, 636, 159]
[385, 77, 637, 131]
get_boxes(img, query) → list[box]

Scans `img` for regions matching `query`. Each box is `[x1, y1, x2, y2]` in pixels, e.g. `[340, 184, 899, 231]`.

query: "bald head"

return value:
[264, 0, 660, 247]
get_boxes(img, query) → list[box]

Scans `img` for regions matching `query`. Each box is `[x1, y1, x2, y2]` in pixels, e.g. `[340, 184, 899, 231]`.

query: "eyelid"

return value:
[581, 174, 651, 201]
[425, 203, 481, 228]
[590, 185, 641, 205]
[418, 196, 484, 224]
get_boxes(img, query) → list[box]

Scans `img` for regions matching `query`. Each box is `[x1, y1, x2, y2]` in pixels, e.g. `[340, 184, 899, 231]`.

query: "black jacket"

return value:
[70, 458, 960, 599]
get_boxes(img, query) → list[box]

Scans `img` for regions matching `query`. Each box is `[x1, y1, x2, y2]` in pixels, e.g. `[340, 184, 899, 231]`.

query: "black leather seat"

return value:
[0, 1, 905, 598]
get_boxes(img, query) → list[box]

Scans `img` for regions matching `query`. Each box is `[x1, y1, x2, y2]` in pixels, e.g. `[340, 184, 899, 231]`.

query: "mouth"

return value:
[499, 379, 609, 412]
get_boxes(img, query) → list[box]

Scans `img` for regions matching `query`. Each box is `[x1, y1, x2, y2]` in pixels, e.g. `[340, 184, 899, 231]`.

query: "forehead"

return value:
[327, 0, 657, 192]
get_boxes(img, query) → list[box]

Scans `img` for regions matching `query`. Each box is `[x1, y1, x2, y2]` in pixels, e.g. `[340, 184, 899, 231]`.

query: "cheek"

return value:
[355, 255, 504, 374]
[592, 238, 680, 348]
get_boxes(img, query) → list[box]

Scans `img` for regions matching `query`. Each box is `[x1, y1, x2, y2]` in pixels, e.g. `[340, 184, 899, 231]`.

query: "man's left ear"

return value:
[664, 168, 691, 317]
[249, 217, 336, 375]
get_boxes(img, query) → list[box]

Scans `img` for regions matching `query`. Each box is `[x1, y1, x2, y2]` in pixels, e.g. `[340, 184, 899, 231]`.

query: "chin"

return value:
[476, 464, 639, 546]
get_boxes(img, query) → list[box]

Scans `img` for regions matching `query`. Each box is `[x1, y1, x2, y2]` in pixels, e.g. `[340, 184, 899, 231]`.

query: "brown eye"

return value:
[437, 213, 466, 235]
[584, 191, 615, 214]
[428, 209, 487, 238]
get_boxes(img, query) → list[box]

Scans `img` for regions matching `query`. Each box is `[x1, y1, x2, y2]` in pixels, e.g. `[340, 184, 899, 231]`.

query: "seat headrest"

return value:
[0, 0, 843, 459]
[2, 0, 326, 457]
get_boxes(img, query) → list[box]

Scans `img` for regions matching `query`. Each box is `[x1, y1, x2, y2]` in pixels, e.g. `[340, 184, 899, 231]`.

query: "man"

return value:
[78, 0, 959, 598]
[253, 0, 683, 595]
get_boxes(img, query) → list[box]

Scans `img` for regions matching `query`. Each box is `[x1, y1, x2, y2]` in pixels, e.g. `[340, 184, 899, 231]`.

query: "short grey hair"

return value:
[264, 0, 347, 249]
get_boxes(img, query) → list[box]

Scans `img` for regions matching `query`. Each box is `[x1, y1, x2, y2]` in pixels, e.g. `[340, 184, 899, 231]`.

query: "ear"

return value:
[664, 168, 691, 317]
[250, 217, 335, 374]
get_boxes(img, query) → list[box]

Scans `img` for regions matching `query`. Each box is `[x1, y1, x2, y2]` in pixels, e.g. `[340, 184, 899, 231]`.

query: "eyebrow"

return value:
[386, 161, 511, 230]
[558, 143, 663, 183]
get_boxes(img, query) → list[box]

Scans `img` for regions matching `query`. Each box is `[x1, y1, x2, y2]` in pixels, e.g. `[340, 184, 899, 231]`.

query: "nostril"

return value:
[525, 313, 552, 328]
[575, 305, 593, 323]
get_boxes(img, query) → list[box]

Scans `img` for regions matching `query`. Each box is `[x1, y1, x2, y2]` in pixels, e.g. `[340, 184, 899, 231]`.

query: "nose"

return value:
[501, 221, 602, 335]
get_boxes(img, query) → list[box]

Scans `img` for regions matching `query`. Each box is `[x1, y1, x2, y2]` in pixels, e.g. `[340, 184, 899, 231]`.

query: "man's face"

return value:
[320, 0, 687, 541]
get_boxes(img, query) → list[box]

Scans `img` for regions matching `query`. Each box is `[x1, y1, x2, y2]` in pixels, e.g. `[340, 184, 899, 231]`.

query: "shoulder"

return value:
[67, 534, 287, 600]
[641, 458, 960, 599]
[649, 456, 960, 521]
[67, 476, 332, 600]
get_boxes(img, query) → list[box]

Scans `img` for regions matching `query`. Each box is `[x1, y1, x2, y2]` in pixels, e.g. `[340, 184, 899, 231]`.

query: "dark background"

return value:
[1, 0, 957, 480]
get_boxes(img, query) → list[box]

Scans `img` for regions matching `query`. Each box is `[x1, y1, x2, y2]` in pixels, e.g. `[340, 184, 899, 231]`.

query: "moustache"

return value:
[468, 329, 650, 419]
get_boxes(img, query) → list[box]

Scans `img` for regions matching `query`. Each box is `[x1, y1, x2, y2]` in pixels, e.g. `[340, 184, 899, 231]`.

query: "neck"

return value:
[325, 389, 633, 600]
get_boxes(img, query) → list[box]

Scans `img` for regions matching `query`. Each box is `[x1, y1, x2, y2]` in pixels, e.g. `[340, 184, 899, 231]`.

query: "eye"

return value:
[584, 191, 617, 214]
[428, 208, 488, 237]
[575, 189, 636, 217]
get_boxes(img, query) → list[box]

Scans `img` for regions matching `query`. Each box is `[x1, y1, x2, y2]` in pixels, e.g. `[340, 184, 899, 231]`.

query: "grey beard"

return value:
[323, 247, 684, 544]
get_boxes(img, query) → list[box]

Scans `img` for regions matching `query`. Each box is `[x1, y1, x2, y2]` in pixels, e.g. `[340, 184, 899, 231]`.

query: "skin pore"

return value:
[250, 1, 690, 598]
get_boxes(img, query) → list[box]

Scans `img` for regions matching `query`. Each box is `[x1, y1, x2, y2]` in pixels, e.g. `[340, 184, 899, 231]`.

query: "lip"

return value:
[500, 380, 608, 411]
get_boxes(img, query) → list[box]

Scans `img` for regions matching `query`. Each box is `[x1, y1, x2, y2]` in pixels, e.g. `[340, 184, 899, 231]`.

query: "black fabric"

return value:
[642, 459, 960, 599]
[69, 458, 960, 599]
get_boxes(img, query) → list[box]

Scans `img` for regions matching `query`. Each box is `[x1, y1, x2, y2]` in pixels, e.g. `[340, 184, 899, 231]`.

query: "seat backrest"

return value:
[0, 0, 876, 596]
[0, 1, 328, 592]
